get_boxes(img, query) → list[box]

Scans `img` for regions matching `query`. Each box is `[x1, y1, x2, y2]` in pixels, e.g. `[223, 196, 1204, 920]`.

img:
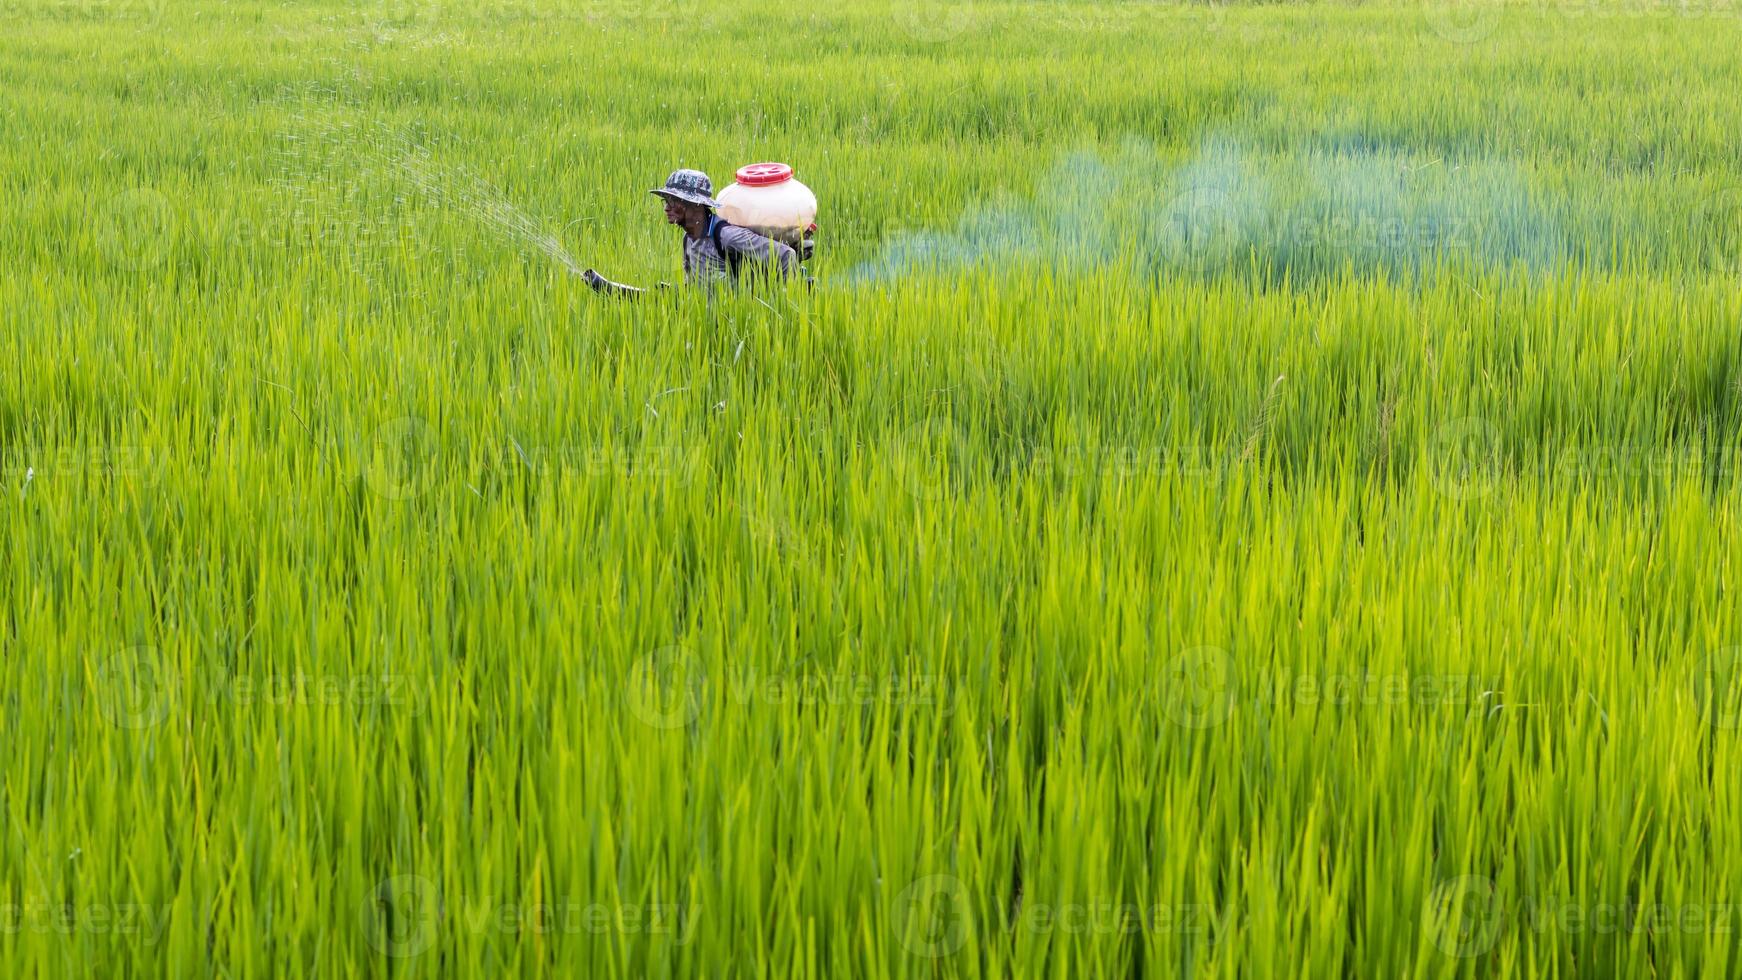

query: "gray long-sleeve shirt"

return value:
[684, 216, 798, 286]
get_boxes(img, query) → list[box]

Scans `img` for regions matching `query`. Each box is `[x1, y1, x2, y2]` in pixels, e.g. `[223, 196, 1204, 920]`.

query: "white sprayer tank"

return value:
[716, 162, 816, 248]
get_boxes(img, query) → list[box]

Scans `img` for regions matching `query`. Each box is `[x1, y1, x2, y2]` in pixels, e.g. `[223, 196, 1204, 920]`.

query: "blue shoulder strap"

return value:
[708, 215, 742, 279]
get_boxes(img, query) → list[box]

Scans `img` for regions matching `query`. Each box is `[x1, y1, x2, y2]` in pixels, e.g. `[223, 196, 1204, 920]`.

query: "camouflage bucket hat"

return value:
[650, 169, 719, 208]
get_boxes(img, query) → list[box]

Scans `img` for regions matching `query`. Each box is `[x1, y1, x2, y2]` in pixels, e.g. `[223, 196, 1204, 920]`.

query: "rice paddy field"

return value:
[4, 0, 1742, 975]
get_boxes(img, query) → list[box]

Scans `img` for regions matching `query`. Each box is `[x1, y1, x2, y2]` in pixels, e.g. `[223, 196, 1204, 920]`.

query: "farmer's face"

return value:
[662, 198, 688, 225]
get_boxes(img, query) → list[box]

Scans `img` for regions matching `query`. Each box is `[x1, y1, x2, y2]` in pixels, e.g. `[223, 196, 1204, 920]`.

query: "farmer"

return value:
[583, 168, 801, 297]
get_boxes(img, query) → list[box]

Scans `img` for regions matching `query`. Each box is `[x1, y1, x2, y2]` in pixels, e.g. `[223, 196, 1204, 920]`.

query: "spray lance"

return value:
[580, 269, 660, 298]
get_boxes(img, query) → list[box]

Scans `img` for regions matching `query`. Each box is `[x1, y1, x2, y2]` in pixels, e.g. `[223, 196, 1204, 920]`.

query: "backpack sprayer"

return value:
[716, 162, 818, 257]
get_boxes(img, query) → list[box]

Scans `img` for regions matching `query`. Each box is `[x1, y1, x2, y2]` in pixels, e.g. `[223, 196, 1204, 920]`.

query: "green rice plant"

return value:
[2, 0, 1741, 976]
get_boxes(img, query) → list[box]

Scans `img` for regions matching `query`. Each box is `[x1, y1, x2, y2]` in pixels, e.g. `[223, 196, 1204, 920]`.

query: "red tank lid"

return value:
[734, 162, 794, 187]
